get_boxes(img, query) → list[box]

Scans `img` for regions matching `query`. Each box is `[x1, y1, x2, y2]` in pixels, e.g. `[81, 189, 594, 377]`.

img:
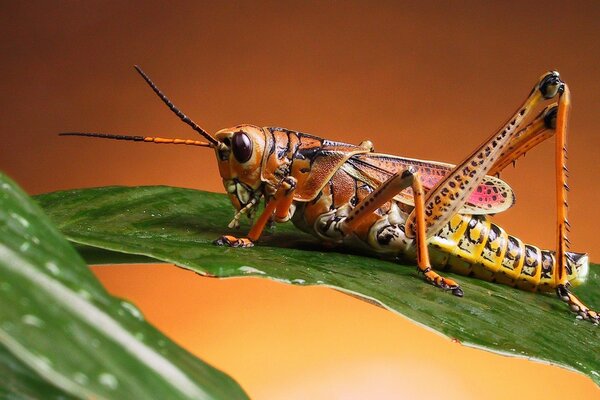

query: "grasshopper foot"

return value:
[214, 235, 254, 248]
[421, 267, 463, 297]
[557, 285, 599, 324]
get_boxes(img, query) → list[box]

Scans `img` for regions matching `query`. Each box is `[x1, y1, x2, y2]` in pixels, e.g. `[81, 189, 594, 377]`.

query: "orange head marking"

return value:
[214, 125, 268, 211]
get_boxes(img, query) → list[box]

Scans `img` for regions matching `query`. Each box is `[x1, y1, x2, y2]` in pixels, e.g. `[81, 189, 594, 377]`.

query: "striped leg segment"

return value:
[551, 86, 599, 322]
[341, 168, 462, 296]
[214, 177, 297, 247]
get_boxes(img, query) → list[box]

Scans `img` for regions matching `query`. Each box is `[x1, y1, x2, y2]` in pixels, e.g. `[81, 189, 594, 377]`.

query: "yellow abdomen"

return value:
[427, 214, 589, 292]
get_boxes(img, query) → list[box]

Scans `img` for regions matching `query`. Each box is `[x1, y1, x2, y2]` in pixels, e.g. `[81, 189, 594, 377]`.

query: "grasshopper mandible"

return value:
[61, 66, 597, 323]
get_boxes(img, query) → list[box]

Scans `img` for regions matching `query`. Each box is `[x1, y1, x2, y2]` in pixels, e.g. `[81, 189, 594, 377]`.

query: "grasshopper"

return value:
[61, 66, 597, 323]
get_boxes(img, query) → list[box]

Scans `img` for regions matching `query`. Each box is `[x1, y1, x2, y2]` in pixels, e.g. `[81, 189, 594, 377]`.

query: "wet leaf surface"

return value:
[35, 185, 600, 387]
[0, 175, 249, 400]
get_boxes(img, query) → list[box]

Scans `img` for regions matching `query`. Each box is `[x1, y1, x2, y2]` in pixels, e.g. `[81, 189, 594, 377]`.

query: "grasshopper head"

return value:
[214, 125, 267, 212]
[62, 67, 271, 221]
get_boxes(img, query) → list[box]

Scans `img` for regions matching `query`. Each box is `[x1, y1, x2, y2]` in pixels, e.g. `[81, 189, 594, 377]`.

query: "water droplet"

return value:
[74, 372, 89, 385]
[592, 371, 599, 377]
[120, 301, 144, 321]
[78, 289, 92, 300]
[292, 279, 306, 284]
[22, 314, 44, 328]
[238, 266, 266, 275]
[98, 373, 118, 389]
[135, 332, 145, 341]
[19, 242, 31, 252]
[45, 261, 60, 276]
[10, 212, 30, 228]
[31, 236, 40, 245]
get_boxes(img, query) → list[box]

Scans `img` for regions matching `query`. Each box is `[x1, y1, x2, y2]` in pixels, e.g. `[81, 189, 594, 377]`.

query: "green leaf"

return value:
[0, 175, 249, 400]
[35, 186, 600, 387]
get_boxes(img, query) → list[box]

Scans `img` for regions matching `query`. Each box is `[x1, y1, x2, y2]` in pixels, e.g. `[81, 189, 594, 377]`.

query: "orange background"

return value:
[1, 1, 599, 398]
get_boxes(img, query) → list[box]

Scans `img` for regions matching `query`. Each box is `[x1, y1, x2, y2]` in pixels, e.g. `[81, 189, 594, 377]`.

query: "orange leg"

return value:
[481, 88, 597, 321]
[214, 177, 297, 247]
[492, 83, 597, 322]
[341, 169, 463, 296]
[551, 87, 598, 322]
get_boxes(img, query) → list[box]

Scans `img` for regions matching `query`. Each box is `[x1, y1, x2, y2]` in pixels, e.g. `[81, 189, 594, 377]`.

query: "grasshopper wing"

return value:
[343, 153, 515, 215]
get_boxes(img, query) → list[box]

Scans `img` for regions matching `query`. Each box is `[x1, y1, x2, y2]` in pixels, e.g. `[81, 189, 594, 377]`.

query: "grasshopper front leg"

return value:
[214, 177, 297, 247]
[341, 168, 463, 296]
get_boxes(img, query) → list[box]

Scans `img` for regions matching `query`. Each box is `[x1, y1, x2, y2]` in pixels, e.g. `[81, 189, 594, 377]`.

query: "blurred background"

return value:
[1, 1, 599, 398]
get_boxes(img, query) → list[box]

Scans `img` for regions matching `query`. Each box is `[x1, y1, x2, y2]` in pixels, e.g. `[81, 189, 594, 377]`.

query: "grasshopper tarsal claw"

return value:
[422, 267, 464, 297]
[214, 235, 254, 248]
[557, 285, 599, 324]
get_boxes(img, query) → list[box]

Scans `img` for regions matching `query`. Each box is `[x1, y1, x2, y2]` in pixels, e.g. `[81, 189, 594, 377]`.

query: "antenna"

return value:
[133, 65, 219, 147]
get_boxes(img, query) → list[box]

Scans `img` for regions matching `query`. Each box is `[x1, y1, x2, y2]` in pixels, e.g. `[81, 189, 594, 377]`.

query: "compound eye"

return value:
[232, 132, 253, 163]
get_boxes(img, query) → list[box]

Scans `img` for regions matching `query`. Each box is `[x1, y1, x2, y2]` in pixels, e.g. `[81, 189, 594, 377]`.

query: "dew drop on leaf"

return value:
[21, 314, 44, 328]
[10, 212, 30, 228]
[98, 372, 118, 389]
[120, 301, 144, 321]
[45, 261, 60, 276]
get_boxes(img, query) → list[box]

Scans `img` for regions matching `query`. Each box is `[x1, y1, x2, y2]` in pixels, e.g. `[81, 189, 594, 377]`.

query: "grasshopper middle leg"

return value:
[340, 168, 463, 296]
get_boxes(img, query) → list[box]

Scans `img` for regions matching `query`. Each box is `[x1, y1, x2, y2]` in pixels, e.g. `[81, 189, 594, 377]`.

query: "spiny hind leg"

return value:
[547, 81, 596, 320]
[340, 168, 462, 296]
[489, 75, 598, 321]
[405, 71, 562, 238]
